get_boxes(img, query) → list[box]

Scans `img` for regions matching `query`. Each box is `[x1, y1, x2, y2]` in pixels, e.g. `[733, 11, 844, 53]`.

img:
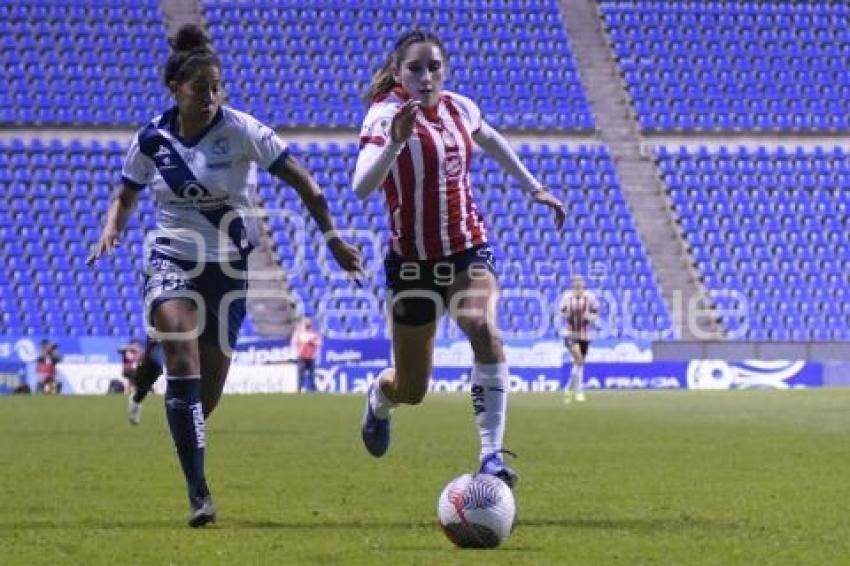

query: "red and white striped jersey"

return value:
[559, 291, 600, 341]
[359, 87, 488, 260]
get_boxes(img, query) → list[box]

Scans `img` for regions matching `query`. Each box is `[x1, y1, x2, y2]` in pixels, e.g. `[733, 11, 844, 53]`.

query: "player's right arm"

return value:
[88, 130, 152, 266]
[86, 182, 141, 265]
[353, 100, 420, 199]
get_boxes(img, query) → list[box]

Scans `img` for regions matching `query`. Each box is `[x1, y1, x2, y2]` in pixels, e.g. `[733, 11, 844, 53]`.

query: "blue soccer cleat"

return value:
[361, 382, 391, 457]
[479, 449, 519, 488]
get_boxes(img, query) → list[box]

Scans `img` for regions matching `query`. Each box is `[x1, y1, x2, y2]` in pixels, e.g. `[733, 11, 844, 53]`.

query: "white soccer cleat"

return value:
[575, 391, 586, 403]
[563, 390, 573, 404]
[128, 398, 143, 425]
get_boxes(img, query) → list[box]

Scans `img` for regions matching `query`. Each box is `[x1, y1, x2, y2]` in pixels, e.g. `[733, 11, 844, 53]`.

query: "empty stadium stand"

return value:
[202, 0, 595, 130]
[659, 145, 850, 340]
[0, 138, 670, 339]
[0, 0, 172, 126]
[600, 1, 850, 131]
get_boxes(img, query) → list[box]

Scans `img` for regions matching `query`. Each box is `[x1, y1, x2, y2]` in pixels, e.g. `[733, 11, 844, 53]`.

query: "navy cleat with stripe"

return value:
[479, 449, 518, 489]
[361, 382, 391, 457]
[188, 495, 217, 528]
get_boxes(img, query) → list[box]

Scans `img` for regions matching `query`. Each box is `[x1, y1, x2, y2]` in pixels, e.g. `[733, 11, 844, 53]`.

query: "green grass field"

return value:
[1, 390, 849, 565]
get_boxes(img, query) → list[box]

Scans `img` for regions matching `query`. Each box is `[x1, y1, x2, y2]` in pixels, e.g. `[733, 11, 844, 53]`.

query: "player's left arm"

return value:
[473, 122, 566, 229]
[268, 156, 362, 276]
[243, 115, 362, 275]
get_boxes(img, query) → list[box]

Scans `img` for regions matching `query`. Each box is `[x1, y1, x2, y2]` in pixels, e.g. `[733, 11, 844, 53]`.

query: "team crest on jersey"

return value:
[445, 153, 463, 180]
[212, 137, 230, 155]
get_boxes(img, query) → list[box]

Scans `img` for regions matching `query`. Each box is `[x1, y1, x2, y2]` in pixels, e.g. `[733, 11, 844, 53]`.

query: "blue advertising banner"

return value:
[312, 361, 822, 393]
[227, 337, 392, 367]
[231, 337, 290, 364]
[433, 338, 653, 367]
[0, 336, 125, 364]
[320, 338, 392, 368]
[0, 335, 824, 393]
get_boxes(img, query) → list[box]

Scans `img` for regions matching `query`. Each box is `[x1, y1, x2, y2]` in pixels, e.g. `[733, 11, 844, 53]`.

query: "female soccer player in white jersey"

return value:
[354, 30, 566, 487]
[559, 274, 599, 403]
[87, 25, 361, 527]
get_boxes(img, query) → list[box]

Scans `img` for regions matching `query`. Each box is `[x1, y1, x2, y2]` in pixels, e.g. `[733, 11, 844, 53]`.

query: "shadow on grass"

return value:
[387, 544, 546, 553]
[2, 515, 740, 534]
[519, 515, 741, 533]
[0, 518, 436, 532]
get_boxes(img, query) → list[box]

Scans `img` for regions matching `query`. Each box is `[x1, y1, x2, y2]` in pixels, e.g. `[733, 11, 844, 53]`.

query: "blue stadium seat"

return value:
[659, 144, 850, 340]
[200, 0, 594, 129]
[601, 1, 850, 131]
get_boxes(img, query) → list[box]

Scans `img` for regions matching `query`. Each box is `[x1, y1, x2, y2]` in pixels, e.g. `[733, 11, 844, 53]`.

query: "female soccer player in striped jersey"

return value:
[87, 25, 361, 527]
[354, 30, 566, 487]
[559, 274, 599, 403]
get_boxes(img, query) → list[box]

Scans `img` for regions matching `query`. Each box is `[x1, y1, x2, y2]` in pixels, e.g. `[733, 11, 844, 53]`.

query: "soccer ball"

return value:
[437, 473, 516, 548]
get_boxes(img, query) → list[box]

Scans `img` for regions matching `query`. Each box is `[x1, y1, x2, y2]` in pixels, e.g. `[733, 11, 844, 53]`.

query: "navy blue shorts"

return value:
[565, 338, 590, 358]
[144, 251, 247, 350]
[384, 244, 496, 326]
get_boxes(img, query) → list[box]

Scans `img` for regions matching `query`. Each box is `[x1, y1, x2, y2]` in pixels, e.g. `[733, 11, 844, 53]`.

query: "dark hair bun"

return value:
[169, 24, 211, 52]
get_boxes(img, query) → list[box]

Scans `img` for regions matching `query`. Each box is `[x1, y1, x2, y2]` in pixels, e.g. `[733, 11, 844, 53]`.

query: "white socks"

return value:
[369, 368, 397, 419]
[471, 362, 508, 460]
[570, 364, 584, 392]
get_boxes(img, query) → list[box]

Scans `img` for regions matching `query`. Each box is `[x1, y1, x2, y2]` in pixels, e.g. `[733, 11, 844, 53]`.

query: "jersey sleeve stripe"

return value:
[121, 175, 146, 191]
[359, 135, 386, 148]
[266, 148, 290, 172]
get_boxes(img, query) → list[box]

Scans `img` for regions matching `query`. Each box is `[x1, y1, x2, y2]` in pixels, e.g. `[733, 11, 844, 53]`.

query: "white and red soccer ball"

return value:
[437, 473, 516, 549]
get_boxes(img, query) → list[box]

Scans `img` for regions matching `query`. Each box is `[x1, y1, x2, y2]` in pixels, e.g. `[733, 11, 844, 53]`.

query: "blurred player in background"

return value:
[121, 336, 164, 425]
[559, 274, 599, 403]
[87, 24, 361, 527]
[35, 339, 62, 394]
[118, 336, 143, 394]
[290, 317, 321, 392]
[353, 30, 566, 487]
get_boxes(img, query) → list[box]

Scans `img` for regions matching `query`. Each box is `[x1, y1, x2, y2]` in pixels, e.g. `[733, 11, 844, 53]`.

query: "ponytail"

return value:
[364, 56, 398, 103]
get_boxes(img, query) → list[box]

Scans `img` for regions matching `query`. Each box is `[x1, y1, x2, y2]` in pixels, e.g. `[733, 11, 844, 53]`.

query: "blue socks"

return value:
[165, 377, 209, 504]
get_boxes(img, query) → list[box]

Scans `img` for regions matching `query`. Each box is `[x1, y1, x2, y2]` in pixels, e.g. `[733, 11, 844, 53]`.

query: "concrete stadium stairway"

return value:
[158, 0, 203, 36]
[559, 0, 723, 340]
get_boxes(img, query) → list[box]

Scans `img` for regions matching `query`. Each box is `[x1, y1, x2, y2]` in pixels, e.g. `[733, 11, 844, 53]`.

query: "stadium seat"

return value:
[659, 145, 850, 340]
[600, 1, 850, 132]
[202, 0, 595, 129]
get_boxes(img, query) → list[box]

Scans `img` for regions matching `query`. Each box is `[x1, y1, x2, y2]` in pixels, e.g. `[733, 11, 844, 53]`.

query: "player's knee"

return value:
[165, 356, 195, 377]
[459, 316, 495, 341]
[461, 317, 502, 355]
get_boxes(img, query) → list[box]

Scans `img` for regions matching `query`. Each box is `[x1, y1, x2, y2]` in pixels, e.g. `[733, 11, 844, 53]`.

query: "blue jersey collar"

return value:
[158, 106, 224, 148]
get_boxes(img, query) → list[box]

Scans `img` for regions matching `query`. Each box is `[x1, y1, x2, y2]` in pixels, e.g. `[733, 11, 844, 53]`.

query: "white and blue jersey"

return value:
[122, 105, 289, 262]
